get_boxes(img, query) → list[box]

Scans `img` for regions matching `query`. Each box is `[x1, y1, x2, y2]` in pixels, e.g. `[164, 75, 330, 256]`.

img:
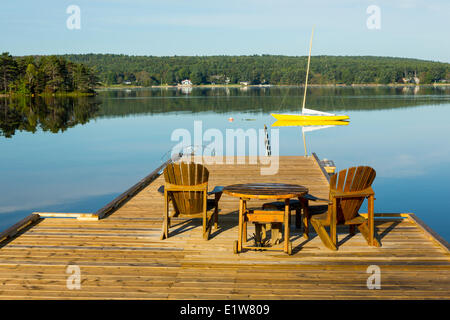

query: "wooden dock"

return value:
[0, 155, 449, 299]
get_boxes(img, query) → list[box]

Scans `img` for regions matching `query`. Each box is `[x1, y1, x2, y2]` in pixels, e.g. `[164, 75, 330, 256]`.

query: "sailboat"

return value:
[271, 28, 349, 122]
[272, 120, 349, 127]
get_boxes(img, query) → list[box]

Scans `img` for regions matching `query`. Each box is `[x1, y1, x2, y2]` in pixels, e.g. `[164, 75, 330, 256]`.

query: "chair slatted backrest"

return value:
[329, 166, 376, 223]
[163, 162, 209, 215]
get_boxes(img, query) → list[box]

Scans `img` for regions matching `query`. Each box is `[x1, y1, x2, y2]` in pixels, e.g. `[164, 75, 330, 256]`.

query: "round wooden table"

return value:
[223, 183, 309, 255]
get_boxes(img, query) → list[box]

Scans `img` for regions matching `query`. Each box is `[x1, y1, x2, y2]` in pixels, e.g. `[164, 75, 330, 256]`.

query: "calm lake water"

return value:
[1, 86, 449, 241]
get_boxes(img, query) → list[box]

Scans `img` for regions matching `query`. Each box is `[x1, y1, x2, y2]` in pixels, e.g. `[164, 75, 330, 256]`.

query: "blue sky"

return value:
[1, 0, 449, 62]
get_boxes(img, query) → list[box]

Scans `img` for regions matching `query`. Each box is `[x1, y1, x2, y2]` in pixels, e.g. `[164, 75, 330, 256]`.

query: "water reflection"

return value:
[2, 86, 449, 137]
[178, 86, 193, 95]
[96, 86, 450, 117]
[0, 87, 449, 240]
[272, 120, 349, 156]
[0, 96, 100, 138]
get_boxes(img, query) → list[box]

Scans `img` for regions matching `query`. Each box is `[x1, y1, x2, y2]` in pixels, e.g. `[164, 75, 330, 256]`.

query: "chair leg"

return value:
[202, 191, 208, 239]
[368, 195, 375, 246]
[161, 191, 170, 240]
[310, 219, 337, 250]
[160, 216, 168, 240]
[284, 198, 290, 253]
[214, 206, 219, 230]
[203, 214, 214, 240]
[214, 192, 222, 230]
[330, 198, 337, 248]
[358, 222, 381, 247]
[242, 200, 247, 242]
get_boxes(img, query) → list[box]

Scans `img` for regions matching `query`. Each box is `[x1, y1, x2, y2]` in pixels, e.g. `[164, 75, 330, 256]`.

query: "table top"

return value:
[223, 183, 308, 200]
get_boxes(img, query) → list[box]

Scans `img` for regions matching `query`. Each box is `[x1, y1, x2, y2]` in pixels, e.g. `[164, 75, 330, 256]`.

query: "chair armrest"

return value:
[331, 187, 374, 199]
[160, 184, 222, 195]
[207, 186, 224, 196]
[165, 182, 208, 192]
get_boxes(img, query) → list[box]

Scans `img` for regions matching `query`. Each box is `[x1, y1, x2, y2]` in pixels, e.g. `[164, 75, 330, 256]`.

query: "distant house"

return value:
[210, 74, 230, 85]
[402, 71, 420, 85]
[240, 81, 250, 86]
[124, 81, 132, 85]
[402, 77, 412, 84]
[180, 79, 192, 86]
[402, 76, 420, 85]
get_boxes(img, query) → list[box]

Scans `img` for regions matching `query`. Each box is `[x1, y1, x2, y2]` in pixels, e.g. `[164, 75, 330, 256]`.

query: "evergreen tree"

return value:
[0, 52, 18, 93]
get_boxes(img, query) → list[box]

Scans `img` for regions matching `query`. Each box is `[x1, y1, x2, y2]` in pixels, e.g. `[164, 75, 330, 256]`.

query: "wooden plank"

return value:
[0, 214, 41, 244]
[407, 213, 450, 252]
[312, 152, 330, 182]
[0, 156, 448, 300]
[33, 212, 98, 221]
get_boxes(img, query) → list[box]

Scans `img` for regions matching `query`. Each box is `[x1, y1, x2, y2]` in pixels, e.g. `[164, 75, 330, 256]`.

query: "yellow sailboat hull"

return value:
[271, 113, 350, 121]
[272, 120, 349, 127]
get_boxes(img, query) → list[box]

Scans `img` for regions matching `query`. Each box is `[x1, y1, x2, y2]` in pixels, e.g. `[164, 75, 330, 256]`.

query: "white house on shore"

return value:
[179, 79, 193, 86]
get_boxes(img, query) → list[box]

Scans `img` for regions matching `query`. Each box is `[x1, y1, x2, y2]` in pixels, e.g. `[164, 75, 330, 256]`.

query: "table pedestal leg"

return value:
[271, 223, 282, 245]
[238, 198, 244, 252]
[254, 223, 264, 247]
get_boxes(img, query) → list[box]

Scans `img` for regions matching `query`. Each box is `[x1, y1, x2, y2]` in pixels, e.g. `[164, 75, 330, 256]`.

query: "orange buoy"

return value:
[228, 117, 234, 122]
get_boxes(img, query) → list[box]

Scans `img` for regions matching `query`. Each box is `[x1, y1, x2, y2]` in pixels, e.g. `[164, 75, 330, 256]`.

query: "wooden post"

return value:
[264, 124, 271, 156]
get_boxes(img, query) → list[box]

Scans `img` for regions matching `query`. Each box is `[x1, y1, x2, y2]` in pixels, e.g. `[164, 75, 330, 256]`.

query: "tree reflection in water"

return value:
[0, 96, 100, 138]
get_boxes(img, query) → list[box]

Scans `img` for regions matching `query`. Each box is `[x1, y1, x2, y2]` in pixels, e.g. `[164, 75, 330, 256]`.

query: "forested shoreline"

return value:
[2, 53, 449, 94]
[64, 54, 450, 86]
[0, 52, 98, 95]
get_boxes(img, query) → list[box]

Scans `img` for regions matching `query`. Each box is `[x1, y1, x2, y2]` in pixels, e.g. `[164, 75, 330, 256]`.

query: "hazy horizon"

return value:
[1, 1, 449, 63]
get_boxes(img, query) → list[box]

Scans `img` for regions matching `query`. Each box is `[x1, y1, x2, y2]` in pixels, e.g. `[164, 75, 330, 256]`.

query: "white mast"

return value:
[302, 27, 314, 114]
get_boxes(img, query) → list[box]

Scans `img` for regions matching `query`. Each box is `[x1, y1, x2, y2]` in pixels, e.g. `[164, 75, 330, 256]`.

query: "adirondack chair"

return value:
[159, 162, 223, 240]
[308, 166, 381, 250]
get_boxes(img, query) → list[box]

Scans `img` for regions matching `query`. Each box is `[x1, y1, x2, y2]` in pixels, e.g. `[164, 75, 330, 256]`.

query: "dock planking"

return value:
[0, 155, 449, 300]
